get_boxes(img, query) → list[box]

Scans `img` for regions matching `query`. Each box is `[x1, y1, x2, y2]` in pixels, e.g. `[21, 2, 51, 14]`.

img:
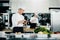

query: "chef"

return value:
[30, 13, 39, 24]
[12, 8, 26, 33]
[30, 13, 39, 28]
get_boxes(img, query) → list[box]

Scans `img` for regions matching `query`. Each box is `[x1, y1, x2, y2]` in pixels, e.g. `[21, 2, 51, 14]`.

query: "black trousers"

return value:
[30, 23, 37, 28]
[13, 27, 23, 33]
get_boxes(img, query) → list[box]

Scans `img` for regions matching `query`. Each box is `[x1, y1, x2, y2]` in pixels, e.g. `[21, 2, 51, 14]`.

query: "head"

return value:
[34, 13, 38, 18]
[18, 8, 24, 15]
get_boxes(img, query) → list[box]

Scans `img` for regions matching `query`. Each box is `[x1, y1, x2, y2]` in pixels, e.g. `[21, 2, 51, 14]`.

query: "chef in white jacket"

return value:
[12, 8, 26, 33]
[30, 13, 39, 25]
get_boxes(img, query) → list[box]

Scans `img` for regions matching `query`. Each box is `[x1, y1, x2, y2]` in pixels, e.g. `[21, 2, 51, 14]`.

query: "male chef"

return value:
[12, 8, 26, 33]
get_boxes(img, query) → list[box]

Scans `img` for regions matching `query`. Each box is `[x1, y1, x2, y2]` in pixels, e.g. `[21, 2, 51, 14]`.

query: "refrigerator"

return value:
[50, 9, 60, 32]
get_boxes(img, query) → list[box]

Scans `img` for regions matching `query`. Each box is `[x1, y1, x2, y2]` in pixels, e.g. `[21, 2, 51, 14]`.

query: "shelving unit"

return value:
[0, 0, 10, 28]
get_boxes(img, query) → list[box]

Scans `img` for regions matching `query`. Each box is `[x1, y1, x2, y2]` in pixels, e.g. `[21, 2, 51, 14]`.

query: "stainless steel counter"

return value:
[0, 33, 60, 40]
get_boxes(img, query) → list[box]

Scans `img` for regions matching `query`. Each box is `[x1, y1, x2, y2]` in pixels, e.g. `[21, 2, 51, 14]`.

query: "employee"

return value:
[12, 8, 26, 33]
[30, 13, 39, 29]
[30, 13, 39, 26]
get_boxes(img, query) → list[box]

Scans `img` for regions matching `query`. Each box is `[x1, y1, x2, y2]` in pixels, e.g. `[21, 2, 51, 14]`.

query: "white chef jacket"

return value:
[12, 13, 24, 27]
[30, 17, 39, 24]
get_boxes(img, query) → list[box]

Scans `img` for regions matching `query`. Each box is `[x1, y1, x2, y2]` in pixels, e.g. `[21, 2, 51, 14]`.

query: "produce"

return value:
[34, 27, 52, 34]
[38, 31, 43, 34]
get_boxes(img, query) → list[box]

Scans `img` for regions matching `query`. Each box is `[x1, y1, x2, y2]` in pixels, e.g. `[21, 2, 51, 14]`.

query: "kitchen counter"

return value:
[2, 33, 60, 40]
[3, 25, 50, 33]
[3, 27, 35, 33]
[0, 26, 60, 40]
[0, 31, 60, 40]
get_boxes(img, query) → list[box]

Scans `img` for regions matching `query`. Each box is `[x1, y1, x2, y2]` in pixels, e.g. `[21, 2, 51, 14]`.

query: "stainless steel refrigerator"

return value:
[50, 9, 60, 32]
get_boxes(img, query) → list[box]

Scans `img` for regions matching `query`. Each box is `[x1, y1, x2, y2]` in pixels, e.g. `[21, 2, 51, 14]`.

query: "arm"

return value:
[17, 20, 25, 25]
[12, 14, 17, 27]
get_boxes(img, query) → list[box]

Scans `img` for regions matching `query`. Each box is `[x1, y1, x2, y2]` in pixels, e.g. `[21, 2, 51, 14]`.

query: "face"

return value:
[34, 13, 38, 18]
[35, 15, 38, 18]
[18, 9, 24, 15]
[34, 14, 38, 18]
